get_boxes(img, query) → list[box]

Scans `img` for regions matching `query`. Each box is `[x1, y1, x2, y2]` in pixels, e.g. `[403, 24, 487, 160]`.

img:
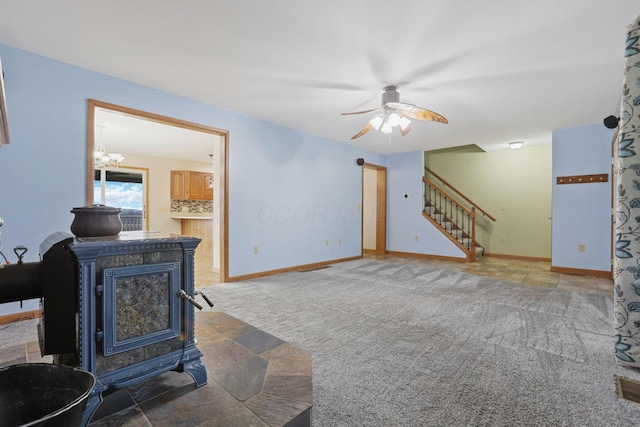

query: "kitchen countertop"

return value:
[170, 213, 213, 219]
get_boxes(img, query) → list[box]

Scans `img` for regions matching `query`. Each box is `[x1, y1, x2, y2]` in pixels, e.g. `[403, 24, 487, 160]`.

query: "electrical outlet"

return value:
[578, 244, 585, 252]
[325, 239, 329, 246]
[338, 238, 342, 245]
[415, 235, 419, 242]
[253, 246, 259, 254]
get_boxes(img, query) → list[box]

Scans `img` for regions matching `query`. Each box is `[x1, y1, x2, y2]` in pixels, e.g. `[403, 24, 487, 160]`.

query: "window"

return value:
[94, 168, 146, 231]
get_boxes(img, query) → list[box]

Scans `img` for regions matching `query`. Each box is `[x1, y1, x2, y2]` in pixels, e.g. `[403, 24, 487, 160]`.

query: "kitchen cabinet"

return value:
[170, 171, 186, 199]
[203, 174, 213, 200]
[187, 172, 214, 200]
[181, 218, 213, 257]
[171, 170, 213, 200]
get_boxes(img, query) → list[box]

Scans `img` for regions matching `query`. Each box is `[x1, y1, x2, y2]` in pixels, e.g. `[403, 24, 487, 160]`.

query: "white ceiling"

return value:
[0, 1, 636, 155]
[94, 107, 218, 164]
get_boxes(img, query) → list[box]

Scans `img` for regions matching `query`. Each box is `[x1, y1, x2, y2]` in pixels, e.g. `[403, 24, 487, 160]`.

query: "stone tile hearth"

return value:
[89, 311, 312, 426]
[0, 312, 312, 427]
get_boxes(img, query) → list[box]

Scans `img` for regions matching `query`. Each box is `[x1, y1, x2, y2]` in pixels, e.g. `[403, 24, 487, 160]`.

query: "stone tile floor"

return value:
[0, 312, 312, 427]
[365, 253, 614, 296]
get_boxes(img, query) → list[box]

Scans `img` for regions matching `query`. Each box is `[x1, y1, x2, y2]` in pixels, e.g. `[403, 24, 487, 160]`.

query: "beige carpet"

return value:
[201, 259, 640, 426]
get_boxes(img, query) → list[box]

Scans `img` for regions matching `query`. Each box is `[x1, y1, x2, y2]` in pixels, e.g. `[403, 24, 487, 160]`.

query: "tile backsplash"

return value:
[171, 199, 213, 213]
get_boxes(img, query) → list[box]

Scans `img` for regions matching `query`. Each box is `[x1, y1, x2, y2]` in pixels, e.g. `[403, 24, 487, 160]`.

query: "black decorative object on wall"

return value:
[357, 158, 365, 166]
[604, 115, 619, 129]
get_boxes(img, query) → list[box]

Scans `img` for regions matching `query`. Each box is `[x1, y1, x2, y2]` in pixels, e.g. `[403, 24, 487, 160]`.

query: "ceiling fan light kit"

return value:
[342, 86, 447, 140]
[370, 112, 411, 134]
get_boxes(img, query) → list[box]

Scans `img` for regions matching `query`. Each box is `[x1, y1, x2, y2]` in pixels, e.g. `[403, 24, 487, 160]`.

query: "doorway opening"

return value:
[362, 163, 387, 255]
[86, 99, 229, 283]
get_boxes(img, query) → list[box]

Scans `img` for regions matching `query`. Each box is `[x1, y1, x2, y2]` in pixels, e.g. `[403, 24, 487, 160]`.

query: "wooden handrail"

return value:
[423, 177, 474, 216]
[424, 167, 496, 221]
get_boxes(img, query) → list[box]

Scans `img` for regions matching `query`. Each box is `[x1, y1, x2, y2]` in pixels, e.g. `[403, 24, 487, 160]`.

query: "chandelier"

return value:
[94, 125, 124, 169]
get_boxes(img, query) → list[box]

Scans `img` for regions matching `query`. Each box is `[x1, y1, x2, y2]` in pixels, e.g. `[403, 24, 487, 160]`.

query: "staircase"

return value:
[422, 168, 495, 262]
[423, 203, 484, 261]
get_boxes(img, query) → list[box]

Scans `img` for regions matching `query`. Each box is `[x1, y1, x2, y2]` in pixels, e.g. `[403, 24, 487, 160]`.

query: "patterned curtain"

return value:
[614, 15, 640, 366]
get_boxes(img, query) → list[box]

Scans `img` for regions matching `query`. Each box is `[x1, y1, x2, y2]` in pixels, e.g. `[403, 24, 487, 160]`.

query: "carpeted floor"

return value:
[198, 259, 640, 426]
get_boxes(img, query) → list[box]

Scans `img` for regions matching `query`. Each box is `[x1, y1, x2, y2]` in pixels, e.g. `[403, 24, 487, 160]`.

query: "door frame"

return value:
[86, 99, 229, 282]
[362, 162, 387, 255]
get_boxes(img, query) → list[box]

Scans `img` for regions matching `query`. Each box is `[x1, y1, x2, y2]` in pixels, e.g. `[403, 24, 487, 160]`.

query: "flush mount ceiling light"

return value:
[94, 124, 125, 169]
[509, 141, 524, 150]
[342, 86, 448, 140]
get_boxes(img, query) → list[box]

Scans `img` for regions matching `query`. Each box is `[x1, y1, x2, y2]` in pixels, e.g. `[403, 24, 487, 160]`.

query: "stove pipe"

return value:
[0, 262, 43, 304]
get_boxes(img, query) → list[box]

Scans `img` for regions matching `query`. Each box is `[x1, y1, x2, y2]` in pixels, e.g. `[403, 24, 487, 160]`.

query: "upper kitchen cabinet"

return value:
[202, 174, 213, 200]
[170, 170, 186, 199]
[187, 171, 213, 200]
[171, 170, 213, 200]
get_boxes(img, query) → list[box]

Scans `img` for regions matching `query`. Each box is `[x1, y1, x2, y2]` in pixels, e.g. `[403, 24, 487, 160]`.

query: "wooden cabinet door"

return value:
[170, 171, 186, 199]
[187, 171, 204, 200]
[203, 174, 213, 200]
[171, 171, 213, 200]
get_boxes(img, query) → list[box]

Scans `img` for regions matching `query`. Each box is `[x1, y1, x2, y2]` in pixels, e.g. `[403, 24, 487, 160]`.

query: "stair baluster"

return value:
[422, 176, 481, 262]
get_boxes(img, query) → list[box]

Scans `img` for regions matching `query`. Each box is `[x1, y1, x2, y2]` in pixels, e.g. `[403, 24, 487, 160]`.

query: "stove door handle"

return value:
[195, 290, 214, 307]
[177, 289, 203, 310]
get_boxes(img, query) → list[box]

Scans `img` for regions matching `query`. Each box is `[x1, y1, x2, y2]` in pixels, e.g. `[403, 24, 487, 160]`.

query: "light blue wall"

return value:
[387, 151, 465, 258]
[0, 44, 385, 314]
[551, 123, 613, 271]
[232, 129, 383, 274]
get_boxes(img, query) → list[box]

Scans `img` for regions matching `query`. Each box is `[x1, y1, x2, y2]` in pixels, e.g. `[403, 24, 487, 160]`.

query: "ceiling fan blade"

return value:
[398, 121, 412, 136]
[350, 122, 373, 140]
[341, 108, 381, 116]
[389, 103, 448, 124]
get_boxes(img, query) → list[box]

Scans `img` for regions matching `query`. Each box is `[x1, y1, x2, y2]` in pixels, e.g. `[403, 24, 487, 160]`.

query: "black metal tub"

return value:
[0, 363, 95, 427]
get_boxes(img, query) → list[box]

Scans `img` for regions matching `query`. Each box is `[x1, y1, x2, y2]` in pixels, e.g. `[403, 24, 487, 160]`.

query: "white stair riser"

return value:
[423, 208, 483, 260]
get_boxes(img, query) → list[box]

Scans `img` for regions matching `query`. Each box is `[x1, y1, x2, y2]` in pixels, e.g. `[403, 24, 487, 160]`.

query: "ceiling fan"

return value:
[342, 86, 448, 140]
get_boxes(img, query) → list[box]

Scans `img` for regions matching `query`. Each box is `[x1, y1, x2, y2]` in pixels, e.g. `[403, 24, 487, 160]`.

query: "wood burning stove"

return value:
[0, 231, 209, 426]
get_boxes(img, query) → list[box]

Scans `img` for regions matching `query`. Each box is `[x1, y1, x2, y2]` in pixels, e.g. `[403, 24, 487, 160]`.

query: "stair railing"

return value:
[423, 176, 477, 261]
[424, 167, 496, 221]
